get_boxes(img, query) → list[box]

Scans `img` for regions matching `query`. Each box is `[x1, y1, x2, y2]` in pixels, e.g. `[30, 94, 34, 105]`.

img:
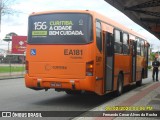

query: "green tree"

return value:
[3, 32, 18, 41]
[3, 32, 17, 52]
[149, 52, 155, 61]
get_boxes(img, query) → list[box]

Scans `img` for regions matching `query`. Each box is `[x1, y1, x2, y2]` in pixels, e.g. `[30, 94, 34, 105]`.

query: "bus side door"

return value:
[104, 32, 114, 91]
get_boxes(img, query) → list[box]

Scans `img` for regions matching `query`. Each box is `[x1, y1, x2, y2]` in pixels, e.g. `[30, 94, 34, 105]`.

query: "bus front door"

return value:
[104, 32, 114, 91]
[132, 41, 137, 82]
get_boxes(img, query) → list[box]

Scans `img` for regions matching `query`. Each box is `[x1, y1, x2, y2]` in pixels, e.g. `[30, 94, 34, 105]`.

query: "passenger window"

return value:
[141, 40, 144, 56]
[96, 21, 102, 52]
[115, 30, 121, 43]
[123, 33, 129, 54]
[114, 29, 122, 54]
[136, 38, 141, 55]
[123, 33, 128, 44]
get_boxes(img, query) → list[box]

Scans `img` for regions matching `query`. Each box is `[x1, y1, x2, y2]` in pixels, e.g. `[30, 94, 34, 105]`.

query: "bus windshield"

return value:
[28, 13, 93, 44]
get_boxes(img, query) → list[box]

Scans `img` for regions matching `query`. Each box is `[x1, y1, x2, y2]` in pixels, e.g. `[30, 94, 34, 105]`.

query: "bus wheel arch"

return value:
[116, 72, 124, 96]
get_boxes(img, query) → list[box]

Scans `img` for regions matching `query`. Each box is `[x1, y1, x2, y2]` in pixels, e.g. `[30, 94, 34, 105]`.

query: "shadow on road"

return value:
[33, 82, 151, 111]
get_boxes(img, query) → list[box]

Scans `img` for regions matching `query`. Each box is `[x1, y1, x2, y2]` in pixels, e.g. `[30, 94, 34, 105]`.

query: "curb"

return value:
[73, 82, 160, 120]
[0, 76, 24, 80]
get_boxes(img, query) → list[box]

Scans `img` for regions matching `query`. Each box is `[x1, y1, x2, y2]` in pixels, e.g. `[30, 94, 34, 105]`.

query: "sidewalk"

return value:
[0, 72, 24, 80]
[73, 82, 160, 120]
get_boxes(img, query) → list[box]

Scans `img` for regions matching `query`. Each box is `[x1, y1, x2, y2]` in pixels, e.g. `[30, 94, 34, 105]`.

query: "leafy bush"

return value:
[148, 66, 152, 69]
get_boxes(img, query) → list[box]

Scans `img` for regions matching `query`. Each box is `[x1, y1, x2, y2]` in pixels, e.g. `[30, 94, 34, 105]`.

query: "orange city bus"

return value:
[25, 10, 149, 95]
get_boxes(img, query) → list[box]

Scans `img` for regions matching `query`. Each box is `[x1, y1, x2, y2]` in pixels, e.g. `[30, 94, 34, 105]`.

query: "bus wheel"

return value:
[117, 74, 123, 96]
[65, 90, 81, 95]
[136, 72, 142, 86]
[136, 80, 142, 86]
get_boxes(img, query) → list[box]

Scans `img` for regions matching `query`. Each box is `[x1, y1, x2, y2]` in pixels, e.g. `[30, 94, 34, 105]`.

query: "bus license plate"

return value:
[51, 82, 61, 87]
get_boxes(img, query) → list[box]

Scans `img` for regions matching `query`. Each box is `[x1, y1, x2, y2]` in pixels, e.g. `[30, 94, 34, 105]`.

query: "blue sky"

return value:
[0, 0, 160, 50]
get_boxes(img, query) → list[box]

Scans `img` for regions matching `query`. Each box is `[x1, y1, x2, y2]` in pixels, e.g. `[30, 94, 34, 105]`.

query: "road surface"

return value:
[0, 71, 153, 120]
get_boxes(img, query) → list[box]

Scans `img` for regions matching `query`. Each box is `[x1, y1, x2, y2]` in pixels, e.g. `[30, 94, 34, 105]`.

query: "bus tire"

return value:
[117, 74, 123, 96]
[136, 72, 142, 86]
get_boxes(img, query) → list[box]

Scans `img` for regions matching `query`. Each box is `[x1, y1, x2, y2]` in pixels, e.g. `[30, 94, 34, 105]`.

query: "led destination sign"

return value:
[28, 13, 92, 44]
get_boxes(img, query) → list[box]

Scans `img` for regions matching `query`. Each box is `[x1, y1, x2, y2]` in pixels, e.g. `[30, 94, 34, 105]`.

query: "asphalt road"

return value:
[0, 71, 153, 120]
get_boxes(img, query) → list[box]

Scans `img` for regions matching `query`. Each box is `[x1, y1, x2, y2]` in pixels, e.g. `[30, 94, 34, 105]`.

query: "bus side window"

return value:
[144, 42, 148, 58]
[96, 21, 102, 52]
[114, 29, 122, 54]
[141, 40, 144, 57]
[123, 33, 129, 54]
[136, 38, 141, 55]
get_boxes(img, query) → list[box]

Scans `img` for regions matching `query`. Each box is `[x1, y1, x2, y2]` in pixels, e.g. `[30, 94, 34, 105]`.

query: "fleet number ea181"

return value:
[64, 49, 83, 55]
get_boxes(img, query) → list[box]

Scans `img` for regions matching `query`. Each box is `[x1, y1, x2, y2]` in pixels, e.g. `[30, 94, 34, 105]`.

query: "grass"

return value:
[0, 66, 25, 73]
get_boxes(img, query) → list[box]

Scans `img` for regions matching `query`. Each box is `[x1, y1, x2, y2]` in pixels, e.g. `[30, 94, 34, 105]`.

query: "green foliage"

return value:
[3, 32, 18, 42]
[149, 52, 155, 61]
[148, 66, 152, 69]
